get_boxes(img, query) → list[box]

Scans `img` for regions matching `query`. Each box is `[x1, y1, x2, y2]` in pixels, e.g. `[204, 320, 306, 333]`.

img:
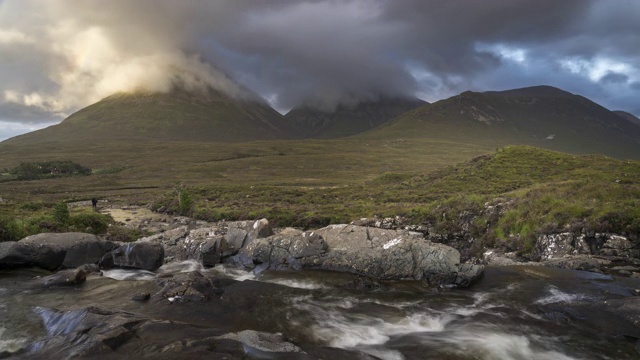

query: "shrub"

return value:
[69, 211, 113, 234]
[178, 188, 194, 216]
[51, 202, 70, 225]
[0, 216, 26, 242]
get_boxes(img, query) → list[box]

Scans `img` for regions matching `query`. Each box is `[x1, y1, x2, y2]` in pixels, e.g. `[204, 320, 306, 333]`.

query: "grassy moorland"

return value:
[0, 136, 489, 239]
[2, 137, 639, 259]
[151, 146, 640, 256]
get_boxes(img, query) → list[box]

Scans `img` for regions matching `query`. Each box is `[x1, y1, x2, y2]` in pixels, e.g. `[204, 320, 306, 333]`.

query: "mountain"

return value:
[614, 110, 640, 126]
[2, 87, 302, 145]
[285, 97, 426, 138]
[363, 85, 640, 159]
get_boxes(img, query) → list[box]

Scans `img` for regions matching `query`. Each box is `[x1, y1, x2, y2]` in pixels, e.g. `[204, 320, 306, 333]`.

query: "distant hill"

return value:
[614, 110, 640, 126]
[363, 85, 640, 159]
[2, 87, 302, 145]
[285, 97, 426, 138]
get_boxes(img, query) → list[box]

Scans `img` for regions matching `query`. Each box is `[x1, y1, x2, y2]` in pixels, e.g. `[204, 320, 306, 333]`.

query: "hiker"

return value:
[91, 198, 98, 208]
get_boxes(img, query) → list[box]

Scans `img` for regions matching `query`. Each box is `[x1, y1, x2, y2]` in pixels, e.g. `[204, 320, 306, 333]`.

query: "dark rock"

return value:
[20, 232, 116, 268]
[348, 275, 382, 290]
[100, 242, 164, 271]
[156, 271, 221, 302]
[0, 241, 65, 270]
[131, 292, 151, 302]
[232, 228, 328, 270]
[38, 268, 87, 287]
[77, 263, 100, 274]
[454, 263, 485, 287]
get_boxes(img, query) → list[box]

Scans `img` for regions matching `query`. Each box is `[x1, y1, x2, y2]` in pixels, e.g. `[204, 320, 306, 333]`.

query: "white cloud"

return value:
[559, 57, 636, 83]
[0, 29, 33, 44]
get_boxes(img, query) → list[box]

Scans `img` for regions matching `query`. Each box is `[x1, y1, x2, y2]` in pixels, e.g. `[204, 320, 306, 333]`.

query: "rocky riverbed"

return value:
[0, 206, 639, 359]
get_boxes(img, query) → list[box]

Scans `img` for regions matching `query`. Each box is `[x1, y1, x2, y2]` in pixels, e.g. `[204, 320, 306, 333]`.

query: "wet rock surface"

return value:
[22, 303, 380, 360]
[155, 271, 221, 302]
[100, 242, 164, 271]
[36, 268, 87, 288]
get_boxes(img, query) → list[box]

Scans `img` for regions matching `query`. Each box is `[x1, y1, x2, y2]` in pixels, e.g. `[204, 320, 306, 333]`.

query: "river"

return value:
[1, 262, 639, 359]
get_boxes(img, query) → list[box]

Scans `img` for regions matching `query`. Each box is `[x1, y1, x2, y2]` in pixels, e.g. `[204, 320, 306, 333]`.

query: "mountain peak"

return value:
[3, 89, 301, 144]
[484, 85, 576, 98]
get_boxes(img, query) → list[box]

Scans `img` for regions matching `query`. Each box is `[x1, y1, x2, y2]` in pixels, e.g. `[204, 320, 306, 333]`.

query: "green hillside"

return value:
[2, 88, 302, 144]
[285, 97, 425, 138]
[363, 86, 640, 159]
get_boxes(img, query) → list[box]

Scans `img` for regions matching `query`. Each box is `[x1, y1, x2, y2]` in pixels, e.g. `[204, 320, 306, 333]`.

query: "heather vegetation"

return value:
[1, 143, 639, 258]
[150, 146, 640, 256]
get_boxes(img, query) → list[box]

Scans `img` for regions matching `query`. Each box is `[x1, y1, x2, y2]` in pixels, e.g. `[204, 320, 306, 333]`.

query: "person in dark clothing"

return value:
[91, 198, 98, 209]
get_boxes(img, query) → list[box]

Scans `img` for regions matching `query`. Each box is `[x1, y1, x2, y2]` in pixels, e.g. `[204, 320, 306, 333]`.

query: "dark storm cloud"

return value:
[0, 0, 639, 133]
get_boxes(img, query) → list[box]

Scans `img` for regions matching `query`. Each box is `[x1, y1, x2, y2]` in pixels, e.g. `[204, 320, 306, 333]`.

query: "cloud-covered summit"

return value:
[0, 0, 639, 139]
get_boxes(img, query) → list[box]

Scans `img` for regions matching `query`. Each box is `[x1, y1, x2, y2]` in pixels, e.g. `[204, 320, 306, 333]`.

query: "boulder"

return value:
[182, 227, 226, 266]
[234, 224, 483, 288]
[0, 241, 66, 270]
[231, 228, 328, 270]
[313, 225, 483, 286]
[20, 232, 116, 268]
[224, 218, 274, 255]
[100, 242, 164, 271]
[138, 225, 190, 262]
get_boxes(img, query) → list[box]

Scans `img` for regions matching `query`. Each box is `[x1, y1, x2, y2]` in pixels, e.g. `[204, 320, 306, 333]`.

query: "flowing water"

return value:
[1, 262, 639, 359]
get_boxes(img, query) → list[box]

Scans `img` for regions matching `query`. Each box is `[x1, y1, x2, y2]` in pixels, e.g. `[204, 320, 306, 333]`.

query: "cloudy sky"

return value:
[1, 0, 639, 141]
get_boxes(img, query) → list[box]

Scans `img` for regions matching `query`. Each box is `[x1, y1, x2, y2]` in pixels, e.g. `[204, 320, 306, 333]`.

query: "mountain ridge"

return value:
[361, 85, 640, 159]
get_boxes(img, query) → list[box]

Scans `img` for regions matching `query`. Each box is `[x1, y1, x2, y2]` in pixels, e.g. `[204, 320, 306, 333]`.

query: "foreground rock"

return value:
[0, 241, 65, 270]
[100, 242, 164, 271]
[232, 225, 484, 288]
[26, 306, 379, 359]
[20, 232, 116, 268]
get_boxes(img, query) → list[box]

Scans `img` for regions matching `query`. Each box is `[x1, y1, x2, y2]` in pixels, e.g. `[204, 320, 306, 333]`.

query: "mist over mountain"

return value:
[1, 0, 639, 142]
[285, 97, 426, 138]
[2, 85, 301, 144]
